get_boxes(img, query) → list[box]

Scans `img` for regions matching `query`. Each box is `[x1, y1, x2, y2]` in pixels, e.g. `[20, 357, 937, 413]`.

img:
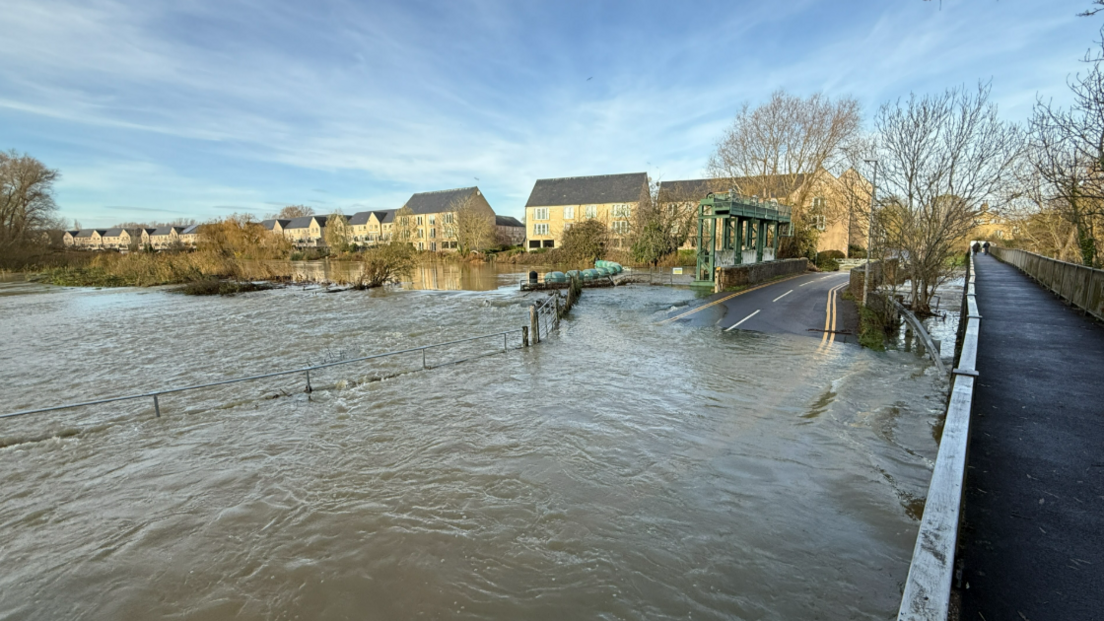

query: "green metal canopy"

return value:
[693, 191, 794, 287]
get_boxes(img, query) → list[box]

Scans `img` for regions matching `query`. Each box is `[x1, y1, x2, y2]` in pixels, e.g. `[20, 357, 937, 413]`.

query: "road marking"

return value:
[659, 272, 806, 324]
[772, 290, 793, 302]
[817, 282, 849, 352]
[725, 309, 760, 331]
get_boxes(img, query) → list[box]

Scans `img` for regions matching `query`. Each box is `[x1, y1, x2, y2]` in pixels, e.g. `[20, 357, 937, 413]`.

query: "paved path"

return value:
[959, 254, 1104, 621]
[664, 271, 859, 344]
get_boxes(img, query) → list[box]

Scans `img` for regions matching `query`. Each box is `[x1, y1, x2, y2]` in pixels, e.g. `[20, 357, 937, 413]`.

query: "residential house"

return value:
[73, 229, 106, 250]
[137, 228, 156, 248]
[397, 187, 494, 252]
[179, 224, 201, 247]
[261, 219, 291, 237]
[283, 215, 328, 246]
[495, 215, 526, 247]
[101, 228, 138, 250]
[62, 230, 79, 247]
[658, 169, 870, 257]
[148, 226, 186, 250]
[347, 210, 395, 246]
[523, 172, 648, 250]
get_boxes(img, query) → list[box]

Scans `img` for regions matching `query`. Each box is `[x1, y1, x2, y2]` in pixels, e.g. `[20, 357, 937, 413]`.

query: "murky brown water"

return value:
[0, 272, 946, 620]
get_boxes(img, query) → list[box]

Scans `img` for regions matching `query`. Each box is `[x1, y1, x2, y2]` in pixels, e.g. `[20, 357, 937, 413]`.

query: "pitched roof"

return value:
[285, 215, 328, 230]
[403, 187, 479, 215]
[659, 174, 811, 202]
[103, 228, 126, 237]
[495, 215, 524, 227]
[151, 226, 184, 236]
[525, 172, 647, 207]
[75, 229, 106, 238]
[65, 230, 78, 237]
[181, 224, 201, 235]
[348, 211, 372, 226]
[375, 210, 395, 224]
[261, 219, 290, 231]
[658, 178, 727, 201]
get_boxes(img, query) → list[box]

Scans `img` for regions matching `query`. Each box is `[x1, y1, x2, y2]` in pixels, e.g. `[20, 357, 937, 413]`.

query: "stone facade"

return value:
[714, 258, 810, 293]
[523, 173, 648, 251]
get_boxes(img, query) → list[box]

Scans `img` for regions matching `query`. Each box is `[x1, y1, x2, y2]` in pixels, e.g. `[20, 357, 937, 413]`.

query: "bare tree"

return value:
[630, 178, 684, 266]
[1027, 39, 1104, 267]
[324, 210, 353, 252]
[392, 206, 418, 246]
[453, 201, 494, 255]
[874, 83, 1023, 313]
[0, 151, 60, 248]
[354, 242, 415, 288]
[271, 205, 314, 220]
[560, 219, 609, 266]
[707, 91, 862, 255]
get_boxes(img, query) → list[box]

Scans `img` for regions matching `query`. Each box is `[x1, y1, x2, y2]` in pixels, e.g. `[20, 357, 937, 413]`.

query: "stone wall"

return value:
[848, 259, 898, 299]
[714, 258, 810, 293]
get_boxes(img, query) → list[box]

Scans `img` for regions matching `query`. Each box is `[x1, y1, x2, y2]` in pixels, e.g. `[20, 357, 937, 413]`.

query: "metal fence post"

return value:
[153, 394, 161, 418]
[422, 348, 427, 369]
[530, 305, 539, 344]
[305, 369, 313, 393]
[522, 326, 529, 347]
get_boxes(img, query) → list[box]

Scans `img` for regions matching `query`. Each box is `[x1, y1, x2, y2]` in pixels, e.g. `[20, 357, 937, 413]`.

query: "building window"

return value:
[416, 216, 423, 225]
[542, 240, 554, 248]
[563, 223, 572, 232]
[428, 215, 435, 225]
[430, 242, 436, 251]
[534, 223, 550, 235]
[534, 207, 549, 220]
[611, 221, 630, 235]
[612, 204, 631, 218]
[812, 197, 826, 210]
[430, 228, 436, 238]
[585, 205, 597, 218]
[564, 206, 574, 219]
[418, 242, 424, 250]
[529, 240, 541, 249]
[812, 215, 826, 231]
[444, 213, 454, 224]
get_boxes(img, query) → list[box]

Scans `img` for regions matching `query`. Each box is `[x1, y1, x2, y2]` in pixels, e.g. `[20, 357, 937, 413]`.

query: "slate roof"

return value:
[151, 226, 184, 237]
[65, 230, 78, 237]
[181, 224, 201, 235]
[658, 174, 810, 202]
[403, 187, 479, 215]
[75, 229, 106, 238]
[524, 173, 647, 208]
[495, 215, 524, 227]
[261, 219, 290, 231]
[348, 212, 372, 226]
[103, 228, 126, 237]
[376, 210, 395, 224]
[285, 216, 328, 230]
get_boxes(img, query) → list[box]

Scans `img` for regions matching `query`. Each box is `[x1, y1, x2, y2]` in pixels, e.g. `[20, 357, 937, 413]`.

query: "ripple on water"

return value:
[0, 282, 945, 620]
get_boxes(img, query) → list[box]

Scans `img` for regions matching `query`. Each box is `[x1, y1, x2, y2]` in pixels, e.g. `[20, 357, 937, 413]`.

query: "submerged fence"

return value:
[4, 291, 578, 422]
[991, 247, 1104, 322]
[897, 252, 981, 621]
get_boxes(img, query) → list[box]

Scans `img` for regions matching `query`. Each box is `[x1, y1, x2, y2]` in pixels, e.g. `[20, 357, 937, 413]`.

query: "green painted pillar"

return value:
[734, 217, 744, 264]
[756, 219, 766, 263]
[772, 221, 781, 259]
[709, 217, 717, 280]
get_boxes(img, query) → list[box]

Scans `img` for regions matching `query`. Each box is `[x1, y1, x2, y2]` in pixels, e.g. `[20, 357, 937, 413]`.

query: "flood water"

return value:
[0, 270, 946, 620]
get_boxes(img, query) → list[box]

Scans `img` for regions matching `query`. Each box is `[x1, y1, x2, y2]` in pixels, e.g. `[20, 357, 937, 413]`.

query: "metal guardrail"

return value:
[897, 252, 981, 621]
[991, 247, 1104, 322]
[1, 329, 525, 421]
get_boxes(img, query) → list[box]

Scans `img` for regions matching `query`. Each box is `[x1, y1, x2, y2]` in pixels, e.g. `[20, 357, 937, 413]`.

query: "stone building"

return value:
[523, 172, 648, 251]
[495, 215, 525, 247]
[396, 187, 494, 252]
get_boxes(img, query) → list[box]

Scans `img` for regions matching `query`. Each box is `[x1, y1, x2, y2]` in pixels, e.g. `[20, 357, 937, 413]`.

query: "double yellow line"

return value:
[818, 281, 850, 351]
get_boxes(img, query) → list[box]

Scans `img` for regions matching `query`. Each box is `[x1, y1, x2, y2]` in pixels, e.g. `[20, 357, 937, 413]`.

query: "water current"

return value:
[0, 270, 947, 620]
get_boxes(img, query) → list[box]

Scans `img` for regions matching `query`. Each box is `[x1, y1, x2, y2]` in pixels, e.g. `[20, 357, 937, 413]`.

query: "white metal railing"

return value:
[897, 252, 980, 621]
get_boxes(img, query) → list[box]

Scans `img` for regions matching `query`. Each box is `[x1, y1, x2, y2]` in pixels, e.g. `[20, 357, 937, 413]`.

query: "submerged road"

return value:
[664, 271, 860, 345]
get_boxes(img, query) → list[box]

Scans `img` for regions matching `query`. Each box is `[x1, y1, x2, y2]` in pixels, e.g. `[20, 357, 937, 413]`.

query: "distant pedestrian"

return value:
[982, 241, 990, 255]
[972, 241, 981, 255]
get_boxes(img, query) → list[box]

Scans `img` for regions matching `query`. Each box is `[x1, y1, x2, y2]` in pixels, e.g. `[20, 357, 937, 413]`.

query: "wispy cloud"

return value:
[0, 0, 1097, 225]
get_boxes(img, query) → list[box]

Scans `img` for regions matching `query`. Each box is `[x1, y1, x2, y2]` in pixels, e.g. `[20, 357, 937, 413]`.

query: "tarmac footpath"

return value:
[957, 254, 1104, 621]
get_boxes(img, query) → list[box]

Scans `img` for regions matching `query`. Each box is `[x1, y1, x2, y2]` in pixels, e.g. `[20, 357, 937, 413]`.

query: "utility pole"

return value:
[862, 160, 879, 308]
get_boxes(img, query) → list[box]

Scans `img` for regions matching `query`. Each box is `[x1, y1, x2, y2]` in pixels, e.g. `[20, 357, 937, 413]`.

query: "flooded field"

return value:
[0, 274, 946, 620]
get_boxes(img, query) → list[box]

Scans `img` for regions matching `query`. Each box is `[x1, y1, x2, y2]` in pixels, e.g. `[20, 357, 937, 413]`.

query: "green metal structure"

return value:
[693, 191, 793, 287]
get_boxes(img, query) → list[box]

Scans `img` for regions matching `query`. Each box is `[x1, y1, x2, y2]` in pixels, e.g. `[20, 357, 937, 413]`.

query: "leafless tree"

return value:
[0, 150, 60, 248]
[1027, 39, 1104, 267]
[393, 206, 418, 246]
[707, 90, 862, 255]
[271, 205, 314, 220]
[354, 242, 416, 288]
[453, 201, 495, 255]
[325, 210, 353, 252]
[874, 83, 1023, 314]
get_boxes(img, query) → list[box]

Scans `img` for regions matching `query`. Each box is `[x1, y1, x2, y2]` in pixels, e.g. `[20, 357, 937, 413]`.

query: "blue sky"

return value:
[0, 0, 1100, 227]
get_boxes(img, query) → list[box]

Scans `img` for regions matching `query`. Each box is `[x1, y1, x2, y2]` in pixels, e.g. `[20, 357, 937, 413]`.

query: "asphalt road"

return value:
[664, 271, 860, 345]
[958, 254, 1104, 621]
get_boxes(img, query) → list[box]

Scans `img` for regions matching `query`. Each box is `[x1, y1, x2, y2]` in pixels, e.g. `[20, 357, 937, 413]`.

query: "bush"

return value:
[817, 250, 846, 262]
[848, 244, 867, 259]
[817, 258, 840, 272]
[353, 242, 416, 288]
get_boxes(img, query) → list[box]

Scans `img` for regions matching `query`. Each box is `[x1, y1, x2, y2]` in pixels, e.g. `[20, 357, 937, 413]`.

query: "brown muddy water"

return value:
[0, 271, 946, 620]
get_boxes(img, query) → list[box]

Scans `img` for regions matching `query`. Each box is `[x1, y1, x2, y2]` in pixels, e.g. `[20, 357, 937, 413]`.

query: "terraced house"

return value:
[348, 210, 396, 246]
[73, 229, 106, 249]
[523, 172, 648, 250]
[283, 215, 328, 247]
[101, 228, 137, 250]
[147, 226, 186, 250]
[397, 187, 494, 252]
